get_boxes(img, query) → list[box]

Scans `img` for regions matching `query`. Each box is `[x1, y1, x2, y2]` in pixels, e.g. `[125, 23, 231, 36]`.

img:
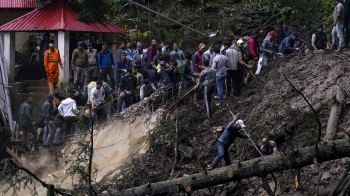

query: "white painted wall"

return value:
[57, 31, 70, 91]
[3, 32, 15, 81]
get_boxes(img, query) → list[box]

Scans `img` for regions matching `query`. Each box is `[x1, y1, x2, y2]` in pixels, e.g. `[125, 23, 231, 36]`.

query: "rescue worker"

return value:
[311, 24, 328, 51]
[260, 31, 277, 68]
[305, 26, 314, 52]
[208, 116, 248, 170]
[72, 41, 88, 90]
[195, 59, 216, 119]
[44, 42, 63, 94]
[260, 138, 278, 156]
[278, 32, 300, 55]
[40, 33, 52, 79]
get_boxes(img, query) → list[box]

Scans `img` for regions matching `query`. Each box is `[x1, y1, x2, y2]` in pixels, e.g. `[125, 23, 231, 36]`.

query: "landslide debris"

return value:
[105, 50, 350, 195]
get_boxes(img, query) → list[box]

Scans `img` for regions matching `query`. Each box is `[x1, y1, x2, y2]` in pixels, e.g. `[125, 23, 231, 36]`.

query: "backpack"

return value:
[243, 40, 253, 59]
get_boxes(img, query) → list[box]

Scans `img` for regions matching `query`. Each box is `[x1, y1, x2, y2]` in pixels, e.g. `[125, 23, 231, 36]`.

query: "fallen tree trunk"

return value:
[324, 87, 345, 141]
[101, 139, 350, 196]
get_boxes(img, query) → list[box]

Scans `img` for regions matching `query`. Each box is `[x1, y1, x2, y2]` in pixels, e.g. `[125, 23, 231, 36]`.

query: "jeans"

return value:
[332, 24, 344, 48]
[64, 116, 78, 135]
[43, 122, 55, 146]
[101, 68, 115, 90]
[54, 127, 61, 144]
[21, 125, 38, 147]
[115, 72, 124, 93]
[210, 141, 231, 169]
[216, 76, 225, 104]
[117, 92, 133, 112]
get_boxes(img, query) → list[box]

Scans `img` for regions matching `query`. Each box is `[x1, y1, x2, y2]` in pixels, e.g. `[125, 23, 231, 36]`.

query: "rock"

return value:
[321, 172, 331, 181]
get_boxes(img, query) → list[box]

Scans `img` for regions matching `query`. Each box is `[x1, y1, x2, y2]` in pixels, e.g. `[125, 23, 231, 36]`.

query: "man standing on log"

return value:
[208, 116, 248, 170]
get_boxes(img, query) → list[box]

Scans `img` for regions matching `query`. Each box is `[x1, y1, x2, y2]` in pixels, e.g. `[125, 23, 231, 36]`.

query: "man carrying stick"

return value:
[208, 115, 248, 170]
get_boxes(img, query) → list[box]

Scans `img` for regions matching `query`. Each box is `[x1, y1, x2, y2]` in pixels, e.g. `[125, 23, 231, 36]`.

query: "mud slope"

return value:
[109, 51, 350, 195]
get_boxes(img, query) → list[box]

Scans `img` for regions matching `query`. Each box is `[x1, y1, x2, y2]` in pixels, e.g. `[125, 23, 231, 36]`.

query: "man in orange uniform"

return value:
[44, 42, 63, 94]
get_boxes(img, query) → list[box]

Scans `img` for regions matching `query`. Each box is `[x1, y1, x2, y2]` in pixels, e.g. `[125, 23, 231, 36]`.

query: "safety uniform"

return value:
[44, 48, 63, 93]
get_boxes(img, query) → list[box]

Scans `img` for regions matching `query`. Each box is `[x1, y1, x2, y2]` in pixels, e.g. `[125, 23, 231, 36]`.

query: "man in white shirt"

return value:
[91, 80, 106, 124]
[58, 93, 79, 136]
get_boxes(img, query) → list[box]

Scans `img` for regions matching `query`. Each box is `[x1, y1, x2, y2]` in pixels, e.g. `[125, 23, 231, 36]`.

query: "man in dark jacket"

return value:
[311, 24, 328, 51]
[133, 45, 148, 68]
[278, 32, 300, 55]
[115, 52, 131, 93]
[117, 68, 137, 112]
[146, 63, 159, 87]
[98, 43, 116, 91]
[19, 96, 38, 151]
[42, 94, 55, 147]
[208, 116, 248, 170]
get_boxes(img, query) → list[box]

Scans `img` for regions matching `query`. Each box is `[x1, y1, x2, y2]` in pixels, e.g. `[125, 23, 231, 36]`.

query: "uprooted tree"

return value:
[102, 139, 350, 196]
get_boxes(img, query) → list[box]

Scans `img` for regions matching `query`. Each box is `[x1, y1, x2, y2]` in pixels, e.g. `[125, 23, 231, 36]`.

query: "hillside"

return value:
[101, 50, 350, 195]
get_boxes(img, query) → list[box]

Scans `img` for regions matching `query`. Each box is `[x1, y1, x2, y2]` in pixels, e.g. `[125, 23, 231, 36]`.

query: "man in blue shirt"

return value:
[208, 115, 248, 170]
[170, 43, 185, 60]
[98, 43, 116, 91]
[278, 32, 300, 55]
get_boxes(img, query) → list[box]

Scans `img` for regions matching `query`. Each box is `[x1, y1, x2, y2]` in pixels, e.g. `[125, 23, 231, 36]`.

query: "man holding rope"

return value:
[208, 115, 248, 170]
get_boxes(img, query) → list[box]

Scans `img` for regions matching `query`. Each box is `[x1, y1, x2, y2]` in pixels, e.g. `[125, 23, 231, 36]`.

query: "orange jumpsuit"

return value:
[44, 48, 63, 84]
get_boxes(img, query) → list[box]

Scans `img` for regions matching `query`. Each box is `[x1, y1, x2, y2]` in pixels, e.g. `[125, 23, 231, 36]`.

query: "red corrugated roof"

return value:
[0, 0, 37, 8]
[0, 0, 126, 33]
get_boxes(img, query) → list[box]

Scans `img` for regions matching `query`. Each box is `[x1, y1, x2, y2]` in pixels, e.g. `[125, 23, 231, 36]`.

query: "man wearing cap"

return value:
[332, 0, 345, 51]
[311, 24, 328, 52]
[40, 33, 53, 79]
[44, 42, 63, 94]
[42, 94, 55, 147]
[260, 31, 277, 69]
[86, 43, 98, 82]
[192, 43, 206, 74]
[208, 115, 248, 170]
[117, 68, 137, 112]
[260, 138, 278, 156]
[98, 43, 116, 91]
[278, 32, 300, 55]
[72, 41, 88, 90]
[115, 52, 132, 93]
[140, 79, 156, 101]
[133, 45, 148, 68]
